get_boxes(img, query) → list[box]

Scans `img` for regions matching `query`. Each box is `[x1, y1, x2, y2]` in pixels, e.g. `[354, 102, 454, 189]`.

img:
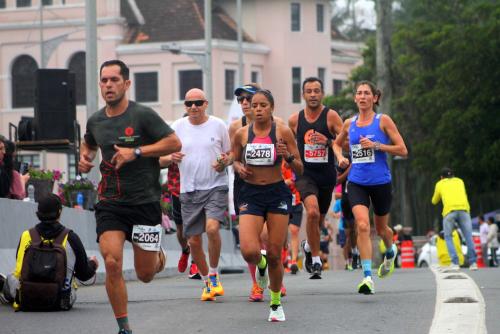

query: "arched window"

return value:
[68, 51, 86, 105]
[11, 55, 38, 108]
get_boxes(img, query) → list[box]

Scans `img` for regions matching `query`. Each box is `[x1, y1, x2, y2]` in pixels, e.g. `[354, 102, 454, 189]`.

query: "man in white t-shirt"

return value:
[478, 215, 489, 266]
[169, 88, 233, 301]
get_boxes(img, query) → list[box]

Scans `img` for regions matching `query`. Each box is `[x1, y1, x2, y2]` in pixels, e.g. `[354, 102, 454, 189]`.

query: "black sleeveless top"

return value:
[296, 107, 336, 185]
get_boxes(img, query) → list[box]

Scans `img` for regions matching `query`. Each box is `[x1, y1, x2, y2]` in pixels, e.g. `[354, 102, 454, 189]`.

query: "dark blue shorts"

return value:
[238, 181, 292, 217]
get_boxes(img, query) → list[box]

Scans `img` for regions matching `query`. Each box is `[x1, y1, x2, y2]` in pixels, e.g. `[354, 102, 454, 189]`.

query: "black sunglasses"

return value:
[237, 95, 253, 104]
[184, 100, 205, 107]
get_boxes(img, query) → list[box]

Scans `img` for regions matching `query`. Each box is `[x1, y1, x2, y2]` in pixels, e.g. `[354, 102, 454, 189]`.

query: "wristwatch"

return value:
[285, 154, 295, 163]
[326, 138, 333, 147]
[374, 142, 381, 151]
[134, 147, 142, 158]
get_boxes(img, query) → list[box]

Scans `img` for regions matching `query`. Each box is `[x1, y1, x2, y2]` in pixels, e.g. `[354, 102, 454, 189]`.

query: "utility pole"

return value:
[39, 1, 45, 68]
[204, 0, 213, 114]
[237, 0, 243, 86]
[375, 0, 392, 116]
[85, 0, 98, 120]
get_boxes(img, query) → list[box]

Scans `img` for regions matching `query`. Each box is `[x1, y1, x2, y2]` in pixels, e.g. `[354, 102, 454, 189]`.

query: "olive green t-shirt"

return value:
[84, 101, 174, 205]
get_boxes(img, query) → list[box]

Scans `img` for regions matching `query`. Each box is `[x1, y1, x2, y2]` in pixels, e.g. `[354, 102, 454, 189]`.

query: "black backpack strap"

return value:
[28, 228, 41, 244]
[53, 228, 70, 246]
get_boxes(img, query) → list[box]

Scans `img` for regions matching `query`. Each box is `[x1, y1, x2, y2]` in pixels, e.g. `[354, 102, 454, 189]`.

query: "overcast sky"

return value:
[331, 0, 376, 30]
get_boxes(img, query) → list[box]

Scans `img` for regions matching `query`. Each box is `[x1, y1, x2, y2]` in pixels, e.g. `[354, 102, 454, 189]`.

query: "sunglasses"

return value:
[184, 100, 205, 107]
[237, 95, 253, 104]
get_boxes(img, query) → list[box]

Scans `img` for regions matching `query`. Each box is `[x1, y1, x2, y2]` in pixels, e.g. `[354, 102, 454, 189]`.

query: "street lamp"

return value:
[161, 43, 213, 115]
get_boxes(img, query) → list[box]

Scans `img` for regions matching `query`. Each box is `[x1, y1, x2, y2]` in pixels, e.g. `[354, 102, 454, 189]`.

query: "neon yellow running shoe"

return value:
[378, 243, 397, 278]
[357, 276, 374, 295]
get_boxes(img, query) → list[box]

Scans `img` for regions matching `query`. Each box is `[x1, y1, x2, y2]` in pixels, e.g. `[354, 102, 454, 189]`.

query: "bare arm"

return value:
[288, 113, 299, 136]
[333, 119, 351, 169]
[232, 127, 252, 179]
[278, 125, 303, 176]
[78, 141, 98, 173]
[380, 115, 408, 158]
[328, 108, 344, 138]
[336, 164, 351, 185]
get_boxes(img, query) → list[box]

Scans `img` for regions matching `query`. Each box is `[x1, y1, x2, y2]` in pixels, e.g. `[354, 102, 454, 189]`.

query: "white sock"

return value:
[312, 256, 321, 265]
[201, 275, 208, 282]
[304, 241, 311, 252]
[209, 267, 218, 275]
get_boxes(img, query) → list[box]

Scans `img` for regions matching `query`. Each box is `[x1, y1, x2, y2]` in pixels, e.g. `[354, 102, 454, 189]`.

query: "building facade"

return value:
[0, 0, 363, 179]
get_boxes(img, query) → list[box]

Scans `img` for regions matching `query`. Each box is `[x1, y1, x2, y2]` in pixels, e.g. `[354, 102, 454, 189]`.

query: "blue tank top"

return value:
[348, 114, 391, 185]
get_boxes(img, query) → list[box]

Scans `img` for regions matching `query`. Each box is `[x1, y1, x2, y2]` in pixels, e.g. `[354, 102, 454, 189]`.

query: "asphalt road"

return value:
[1, 267, 498, 334]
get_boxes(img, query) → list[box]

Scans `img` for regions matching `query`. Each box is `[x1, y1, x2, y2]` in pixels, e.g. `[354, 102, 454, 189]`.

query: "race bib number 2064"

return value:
[132, 224, 162, 251]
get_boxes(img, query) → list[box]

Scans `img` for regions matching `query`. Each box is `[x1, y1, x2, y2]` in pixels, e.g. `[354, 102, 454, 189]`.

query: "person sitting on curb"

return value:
[0, 194, 98, 311]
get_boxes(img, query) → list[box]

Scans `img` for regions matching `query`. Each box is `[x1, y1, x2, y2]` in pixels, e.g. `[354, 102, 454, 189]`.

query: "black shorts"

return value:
[238, 181, 292, 217]
[289, 204, 303, 227]
[295, 175, 334, 214]
[95, 201, 162, 242]
[171, 194, 182, 225]
[320, 241, 330, 254]
[347, 181, 392, 216]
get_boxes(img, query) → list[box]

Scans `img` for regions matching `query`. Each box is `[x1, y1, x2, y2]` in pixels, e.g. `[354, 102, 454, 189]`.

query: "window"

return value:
[12, 55, 38, 108]
[316, 4, 324, 32]
[225, 69, 236, 101]
[67, 154, 76, 180]
[251, 71, 259, 84]
[0, 1, 6, 9]
[68, 52, 86, 105]
[16, 0, 31, 7]
[179, 70, 202, 100]
[292, 67, 301, 103]
[134, 72, 158, 103]
[18, 154, 40, 170]
[42, 0, 53, 5]
[333, 79, 343, 96]
[291, 3, 300, 32]
[318, 67, 325, 86]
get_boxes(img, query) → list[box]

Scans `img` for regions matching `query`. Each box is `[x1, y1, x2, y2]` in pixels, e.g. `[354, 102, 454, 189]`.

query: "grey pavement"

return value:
[0, 267, 443, 334]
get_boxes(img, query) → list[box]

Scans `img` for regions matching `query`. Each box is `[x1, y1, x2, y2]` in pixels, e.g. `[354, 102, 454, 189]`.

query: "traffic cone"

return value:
[472, 235, 485, 268]
[401, 240, 415, 268]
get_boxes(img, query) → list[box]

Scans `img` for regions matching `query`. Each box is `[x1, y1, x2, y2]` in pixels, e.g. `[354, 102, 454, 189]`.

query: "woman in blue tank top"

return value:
[333, 81, 407, 295]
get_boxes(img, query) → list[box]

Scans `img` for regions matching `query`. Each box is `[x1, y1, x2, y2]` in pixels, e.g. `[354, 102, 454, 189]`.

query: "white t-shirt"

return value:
[172, 116, 231, 193]
[479, 222, 489, 244]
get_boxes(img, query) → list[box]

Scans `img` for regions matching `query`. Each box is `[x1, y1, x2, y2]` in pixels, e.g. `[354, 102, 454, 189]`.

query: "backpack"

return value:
[18, 227, 69, 311]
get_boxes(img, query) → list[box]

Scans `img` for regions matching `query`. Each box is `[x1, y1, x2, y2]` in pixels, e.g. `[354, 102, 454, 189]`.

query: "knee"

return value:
[136, 271, 154, 283]
[307, 209, 321, 223]
[241, 249, 260, 264]
[266, 245, 281, 267]
[357, 221, 370, 235]
[188, 237, 202, 250]
[104, 256, 122, 277]
[206, 226, 220, 239]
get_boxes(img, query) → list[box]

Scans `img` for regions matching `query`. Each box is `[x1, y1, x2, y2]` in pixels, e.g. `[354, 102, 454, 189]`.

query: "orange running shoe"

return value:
[201, 282, 216, 301]
[280, 284, 287, 297]
[248, 282, 264, 302]
[209, 274, 224, 296]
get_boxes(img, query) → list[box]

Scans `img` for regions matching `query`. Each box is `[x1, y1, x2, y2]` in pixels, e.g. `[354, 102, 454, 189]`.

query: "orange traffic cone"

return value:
[401, 240, 415, 268]
[472, 235, 485, 268]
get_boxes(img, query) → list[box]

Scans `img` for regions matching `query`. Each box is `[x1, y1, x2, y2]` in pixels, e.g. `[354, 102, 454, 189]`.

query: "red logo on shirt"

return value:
[125, 127, 134, 136]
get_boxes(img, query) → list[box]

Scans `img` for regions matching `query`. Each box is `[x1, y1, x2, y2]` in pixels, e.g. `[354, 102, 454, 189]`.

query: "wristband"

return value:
[285, 154, 295, 163]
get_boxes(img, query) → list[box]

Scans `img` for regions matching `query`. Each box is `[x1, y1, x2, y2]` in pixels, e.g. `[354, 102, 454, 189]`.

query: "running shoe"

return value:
[280, 284, 287, 297]
[469, 262, 478, 271]
[268, 304, 286, 322]
[255, 252, 268, 290]
[201, 282, 216, 301]
[0, 274, 8, 304]
[377, 243, 397, 279]
[188, 263, 201, 280]
[156, 247, 166, 273]
[345, 264, 353, 271]
[118, 329, 132, 334]
[357, 276, 374, 295]
[290, 261, 299, 275]
[310, 262, 322, 279]
[209, 274, 224, 296]
[248, 282, 264, 302]
[301, 240, 312, 273]
[178, 248, 190, 273]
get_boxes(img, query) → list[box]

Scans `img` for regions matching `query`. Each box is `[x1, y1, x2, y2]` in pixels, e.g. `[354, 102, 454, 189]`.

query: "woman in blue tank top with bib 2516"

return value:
[333, 81, 407, 296]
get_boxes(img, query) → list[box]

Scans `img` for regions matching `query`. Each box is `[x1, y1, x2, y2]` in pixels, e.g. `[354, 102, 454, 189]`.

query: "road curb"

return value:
[429, 266, 487, 334]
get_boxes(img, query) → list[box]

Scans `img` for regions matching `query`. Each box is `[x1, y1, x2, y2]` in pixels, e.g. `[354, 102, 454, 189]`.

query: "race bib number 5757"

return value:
[132, 224, 162, 251]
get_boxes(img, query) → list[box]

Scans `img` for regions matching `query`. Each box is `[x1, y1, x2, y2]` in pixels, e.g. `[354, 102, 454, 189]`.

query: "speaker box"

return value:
[34, 69, 76, 141]
[18, 116, 34, 141]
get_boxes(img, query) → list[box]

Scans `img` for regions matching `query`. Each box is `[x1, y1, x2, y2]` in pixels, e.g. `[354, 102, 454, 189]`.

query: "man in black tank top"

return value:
[288, 77, 343, 279]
